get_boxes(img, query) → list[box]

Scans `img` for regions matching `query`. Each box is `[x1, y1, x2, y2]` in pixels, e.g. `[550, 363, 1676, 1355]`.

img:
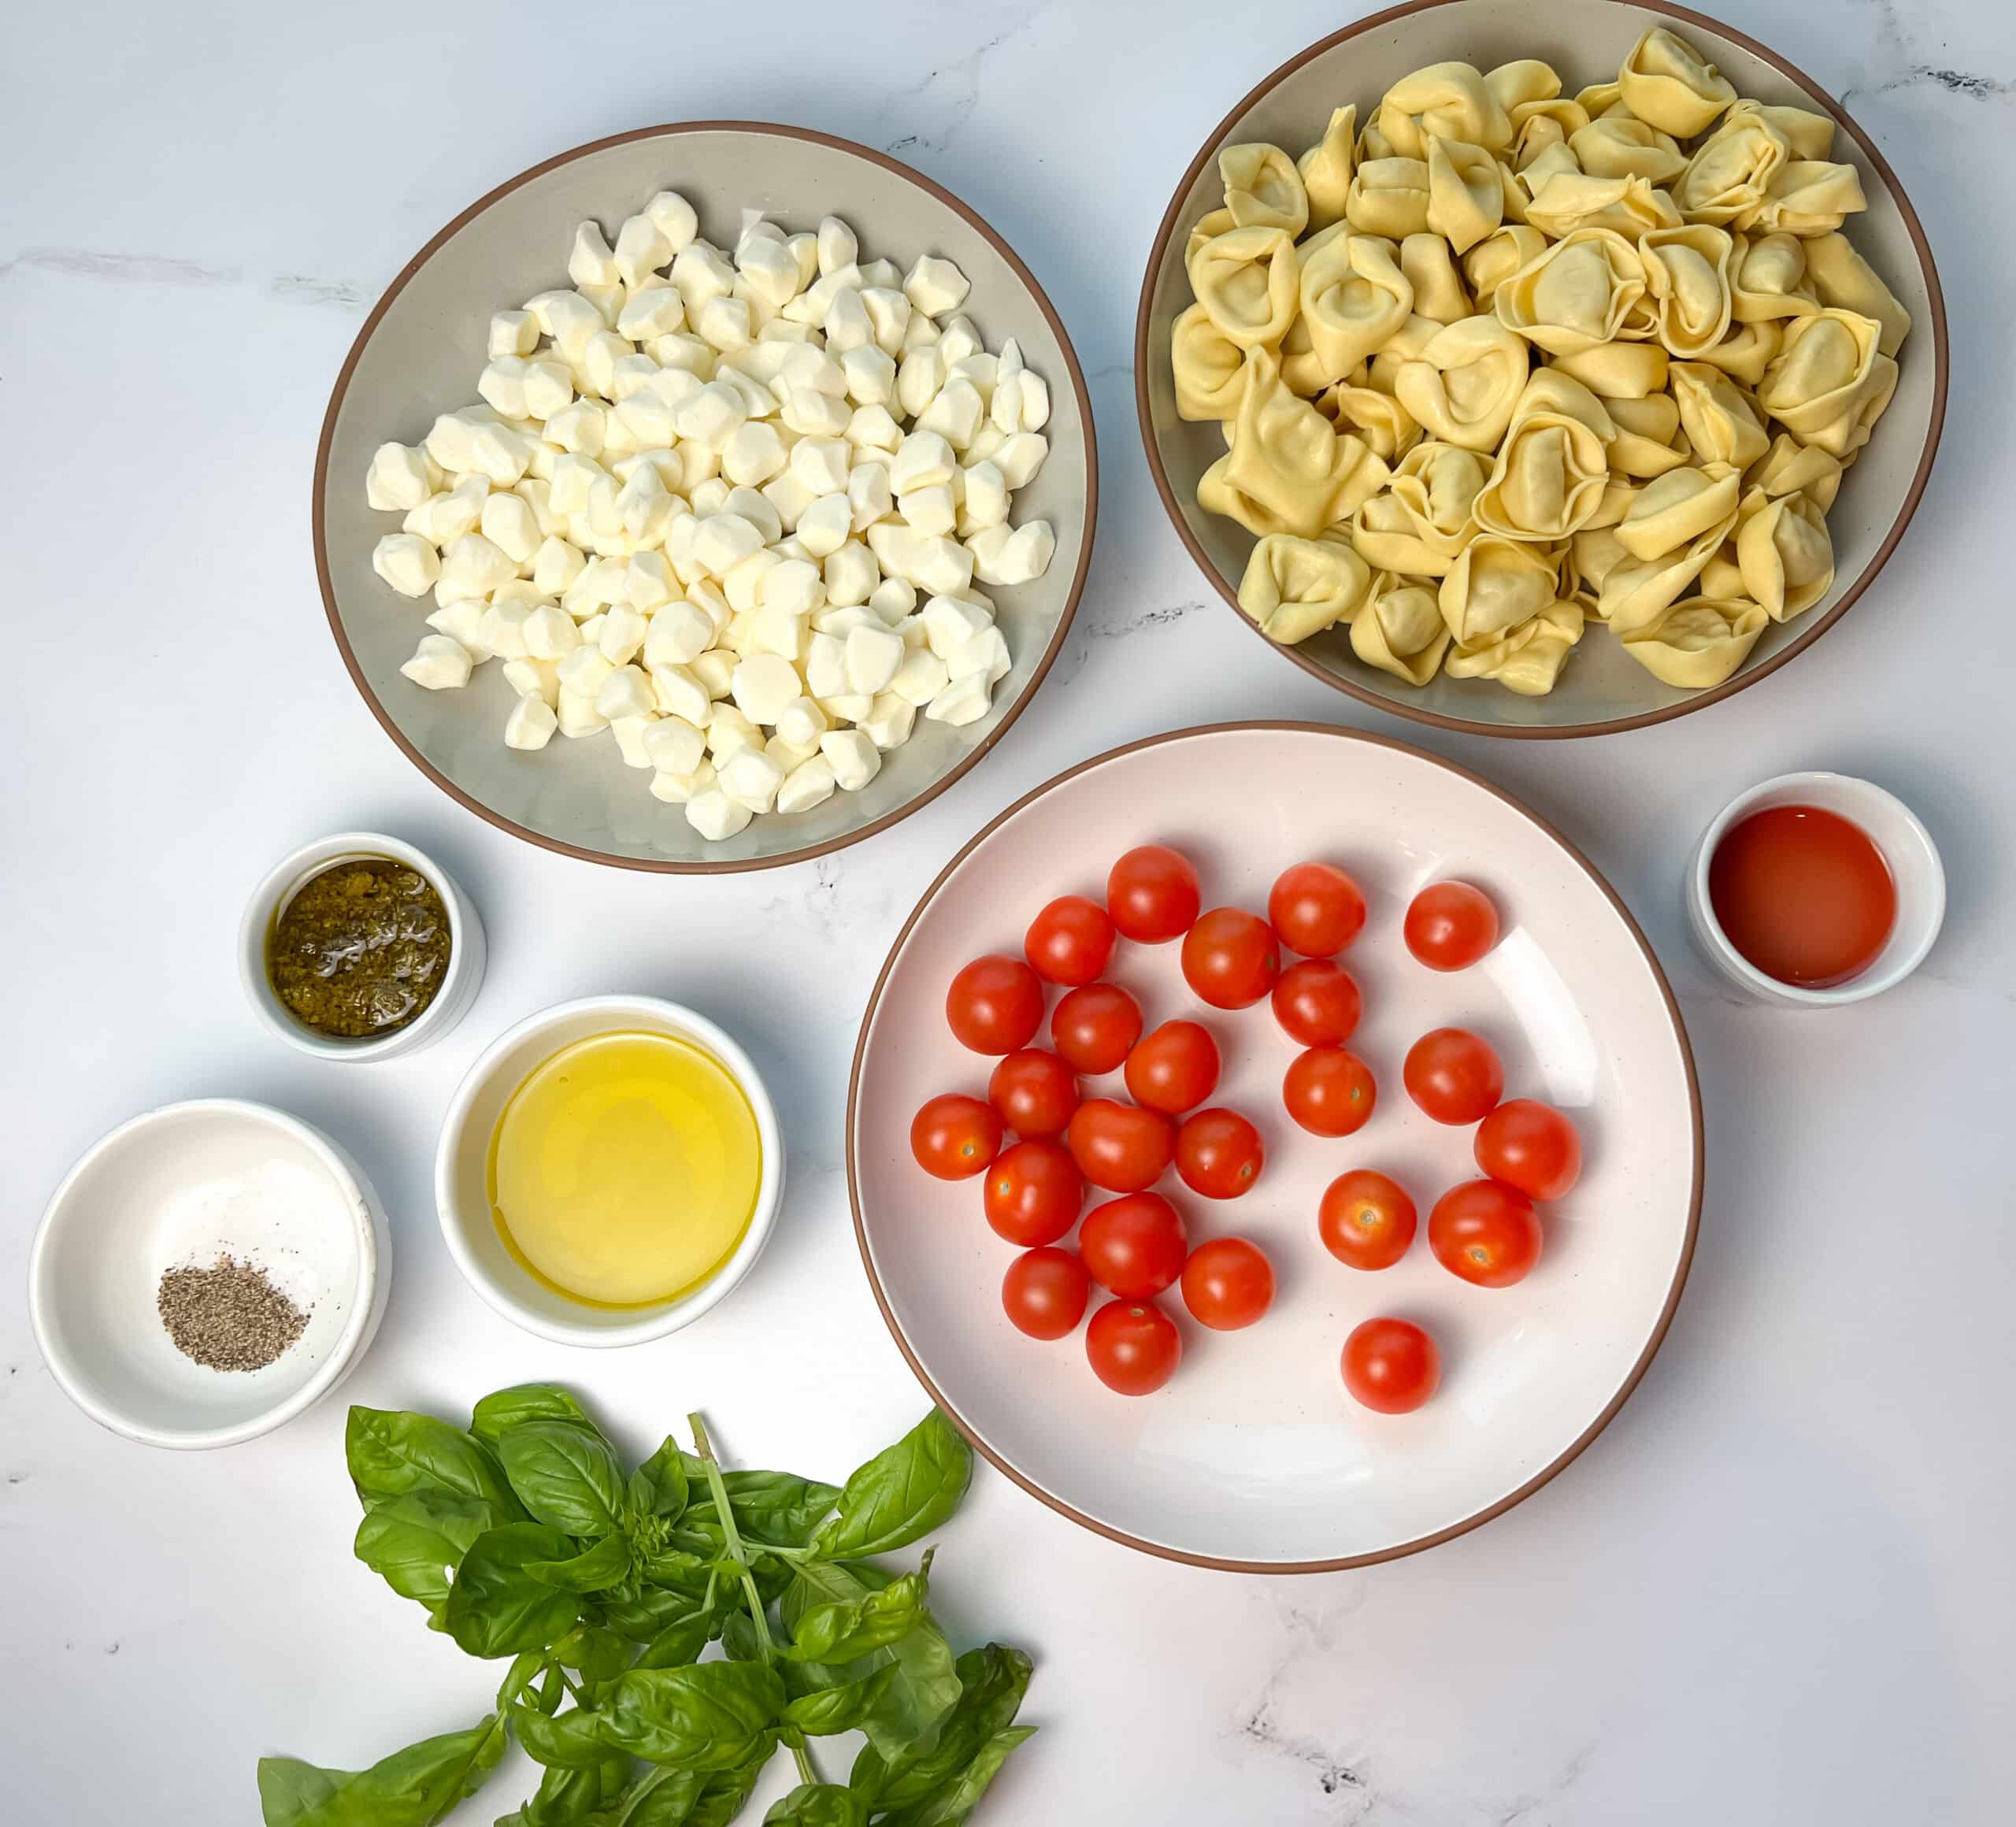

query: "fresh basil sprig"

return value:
[257, 1388, 1032, 1827]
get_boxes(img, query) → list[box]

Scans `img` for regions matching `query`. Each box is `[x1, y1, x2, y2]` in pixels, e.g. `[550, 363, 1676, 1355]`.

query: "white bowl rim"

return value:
[1132, 0, 1951, 740]
[847, 718, 1706, 1572]
[316, 119, 1100, 871]
[28, 1097, 383, 1450]
[435, 994, 785, 1346]
[239, 830, 480, 1061]
[1688, 770, 1947, 1006]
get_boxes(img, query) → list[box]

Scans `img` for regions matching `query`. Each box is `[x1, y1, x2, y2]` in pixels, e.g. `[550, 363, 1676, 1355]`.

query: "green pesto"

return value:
[267, 859, 450, 1039]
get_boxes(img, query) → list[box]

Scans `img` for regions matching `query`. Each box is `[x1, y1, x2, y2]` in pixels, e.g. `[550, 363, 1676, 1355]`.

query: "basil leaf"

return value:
[472, 1384, 594, 1447]
[595, 1662, 785, 1770]
[629, 1438, 690, 1521]
[444, 1524, 583, 1657]
[345, 1407, 521, 1520]
[547, 1624, 633, 1684]
[602, 1767, 707, 1827]
[601, 1572, 715, 1645]
[807, 1414, 970, 1561]
[780, 1664, 899, 1736]
[635, 1590, 730, 1670]
[512, 1704, 611, 1772]
[684, 1755, 772, 1827]
[784, 1563, 960, 1758]
[874, 1726, 1034, 1827]
[257, 1716, 506, 1826]
[761, 1782, 865, 1825]
[782, 1566, 929, 1664]
[500, 1419, 630, 1538]
[492, 1756, 632, 1825]
[352, 1492, 498, 1621]
[680, 1462, 839, 1547]
[850, 1644, 1032, 1809]
[526, 1533, 635, 1594]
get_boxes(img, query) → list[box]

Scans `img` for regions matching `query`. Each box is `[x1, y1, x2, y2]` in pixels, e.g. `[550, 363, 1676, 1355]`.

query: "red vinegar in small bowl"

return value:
[1707, 804, 1896, 988]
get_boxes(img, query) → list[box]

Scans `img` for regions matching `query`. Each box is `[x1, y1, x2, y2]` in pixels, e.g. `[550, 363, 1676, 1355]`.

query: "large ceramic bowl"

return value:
[849, 724, 1701, 1569]
[320, 123, 1095, 869]
[1136, 0, 1946, 738]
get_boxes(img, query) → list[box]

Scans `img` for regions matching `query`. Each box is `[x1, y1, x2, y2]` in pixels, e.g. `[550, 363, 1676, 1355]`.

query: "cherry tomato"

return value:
[1024, 895, 1116, 987]
[1049, 983, 1142, 1076]
[1180, 907, 1280, 1010]
[1341, 1317, 1441, 1414]
[1283, 1047, 1377, 1137]
[1268, 862, 1366, 958]
[1429, 1179, 1543, 1288]
[1180, 1237, 1275, 1330]
[987, 1048, 1080, 1139]
[1270, 958, 1363, 1047]
[982, 1140, 1084, 1247]
[945, 954, 1044, 1054]
[1404, 881, 1499, 972]
[1123, 1020, 1221, 1114]
[1065, 1098, 1176, 1194]
[1173, 1107, 1265, 1199]
[1079, 1191, 1188, 1298]
[1106, 844, 1201, 944]
[1473, 1099, 1584, 1201]
[1317, 1169, 1418, 1270]
[1085, 1299, 1181, 1395]
[1001, 1247, 1091, 1340]
[910, 1094, 1002, 1180]
[1403, 1028, 1504, 1125]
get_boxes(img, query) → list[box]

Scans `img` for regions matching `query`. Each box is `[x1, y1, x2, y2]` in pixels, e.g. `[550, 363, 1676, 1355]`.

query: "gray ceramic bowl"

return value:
[319, 123, 1095, 869]
[1136, 0, 1947, 738]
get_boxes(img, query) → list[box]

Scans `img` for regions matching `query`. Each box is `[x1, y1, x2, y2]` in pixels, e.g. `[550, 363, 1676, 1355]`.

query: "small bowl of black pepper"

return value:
[28, 1099, 391, 1448]
[240, 832, 486, 1061]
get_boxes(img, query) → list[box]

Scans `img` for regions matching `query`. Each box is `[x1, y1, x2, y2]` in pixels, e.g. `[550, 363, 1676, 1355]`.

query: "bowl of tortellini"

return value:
[1135, 0, 1946, 736]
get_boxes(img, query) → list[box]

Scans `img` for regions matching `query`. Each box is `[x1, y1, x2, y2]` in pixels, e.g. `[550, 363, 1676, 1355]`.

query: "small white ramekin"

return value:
[240, 832, 486, 1061]
[28, 1099, 391, 1449]
[1686, 772, 1945, 1007]
[435, 995, 784, 1347]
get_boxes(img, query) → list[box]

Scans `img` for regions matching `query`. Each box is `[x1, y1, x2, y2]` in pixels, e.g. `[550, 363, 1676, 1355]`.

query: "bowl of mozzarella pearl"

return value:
[320, 123, 1095, 869]
[1136, 0, 1945, 737]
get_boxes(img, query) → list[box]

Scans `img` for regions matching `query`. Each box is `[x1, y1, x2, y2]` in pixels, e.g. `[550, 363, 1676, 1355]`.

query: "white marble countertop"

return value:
[4, 2, 2013, 1820]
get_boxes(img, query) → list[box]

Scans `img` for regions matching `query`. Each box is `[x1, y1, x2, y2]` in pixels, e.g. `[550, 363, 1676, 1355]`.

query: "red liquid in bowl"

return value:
[1708, 805, 1896, 988]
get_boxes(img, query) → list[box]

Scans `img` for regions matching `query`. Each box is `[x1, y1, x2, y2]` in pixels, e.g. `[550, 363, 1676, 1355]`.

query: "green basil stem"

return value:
[689, 1412, 820, 1791]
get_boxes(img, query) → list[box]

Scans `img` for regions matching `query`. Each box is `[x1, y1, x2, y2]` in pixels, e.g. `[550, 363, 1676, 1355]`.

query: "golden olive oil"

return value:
[489, 1031, 762, 1308]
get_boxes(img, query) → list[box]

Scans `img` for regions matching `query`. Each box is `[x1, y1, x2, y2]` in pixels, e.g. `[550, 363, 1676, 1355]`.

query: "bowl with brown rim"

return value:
[319, 123, 1095, 871]
[1135, 0, 1945, 739]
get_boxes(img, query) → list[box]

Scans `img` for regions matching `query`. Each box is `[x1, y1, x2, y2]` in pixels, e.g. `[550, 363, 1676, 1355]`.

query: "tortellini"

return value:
[1237, 533, 1371, 643]
[1173, 26, 1911, 699]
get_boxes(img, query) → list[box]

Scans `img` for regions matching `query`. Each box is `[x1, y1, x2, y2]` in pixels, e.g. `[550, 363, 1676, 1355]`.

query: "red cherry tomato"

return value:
[1473, 1099, 1584, 1201]
[1106, 845, 1201, 944]
[1429, 1180, 1543, 1288]
[1268, 862, 1367, 958]
[1049, 983, 1142, 1076]
[1173, 1107, 1265, 1199]
[1283, 1047, 1377, 1138]
[1180, 1237, 1275, 1330]
[1404, 881, 1499, 971]
[1001, 1247, 1091, 1340]
[945, 954, 1044, 1054]
[1180, 907, 1280, 1010]
[1270, 958, 1363, 1047]
[909, 1094, 1002, 1180]
[1086, 1299, 1181, 1395]
[1317, 1169, 1418, 1270]
[1065, 1099, 1176, 1194]
[1341, 1317, 1441, 1414]
[1079, 1191, 1188, 1298]
[986, 1049, 1080, 1139]
[982, 1140, 1084, 1247]
[1123, 1020, 1221, 1114]
[1403, 1028, 1504, 1125]
[1024, 895, 1116, 987]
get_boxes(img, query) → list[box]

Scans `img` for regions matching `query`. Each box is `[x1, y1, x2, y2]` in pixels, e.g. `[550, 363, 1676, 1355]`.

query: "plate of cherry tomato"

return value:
[848, 722, 1700, 1569]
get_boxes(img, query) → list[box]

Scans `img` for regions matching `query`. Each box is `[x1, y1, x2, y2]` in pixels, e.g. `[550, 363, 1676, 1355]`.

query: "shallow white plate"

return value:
[849, 724, 1700, 1569]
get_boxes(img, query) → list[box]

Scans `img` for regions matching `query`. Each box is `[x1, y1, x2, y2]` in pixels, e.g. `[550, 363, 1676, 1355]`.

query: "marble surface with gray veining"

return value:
[2, 2, 2013, 1820]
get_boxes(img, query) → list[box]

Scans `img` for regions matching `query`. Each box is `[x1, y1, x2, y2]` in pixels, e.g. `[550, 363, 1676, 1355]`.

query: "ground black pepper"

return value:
[156, 1256, 310, 1372]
